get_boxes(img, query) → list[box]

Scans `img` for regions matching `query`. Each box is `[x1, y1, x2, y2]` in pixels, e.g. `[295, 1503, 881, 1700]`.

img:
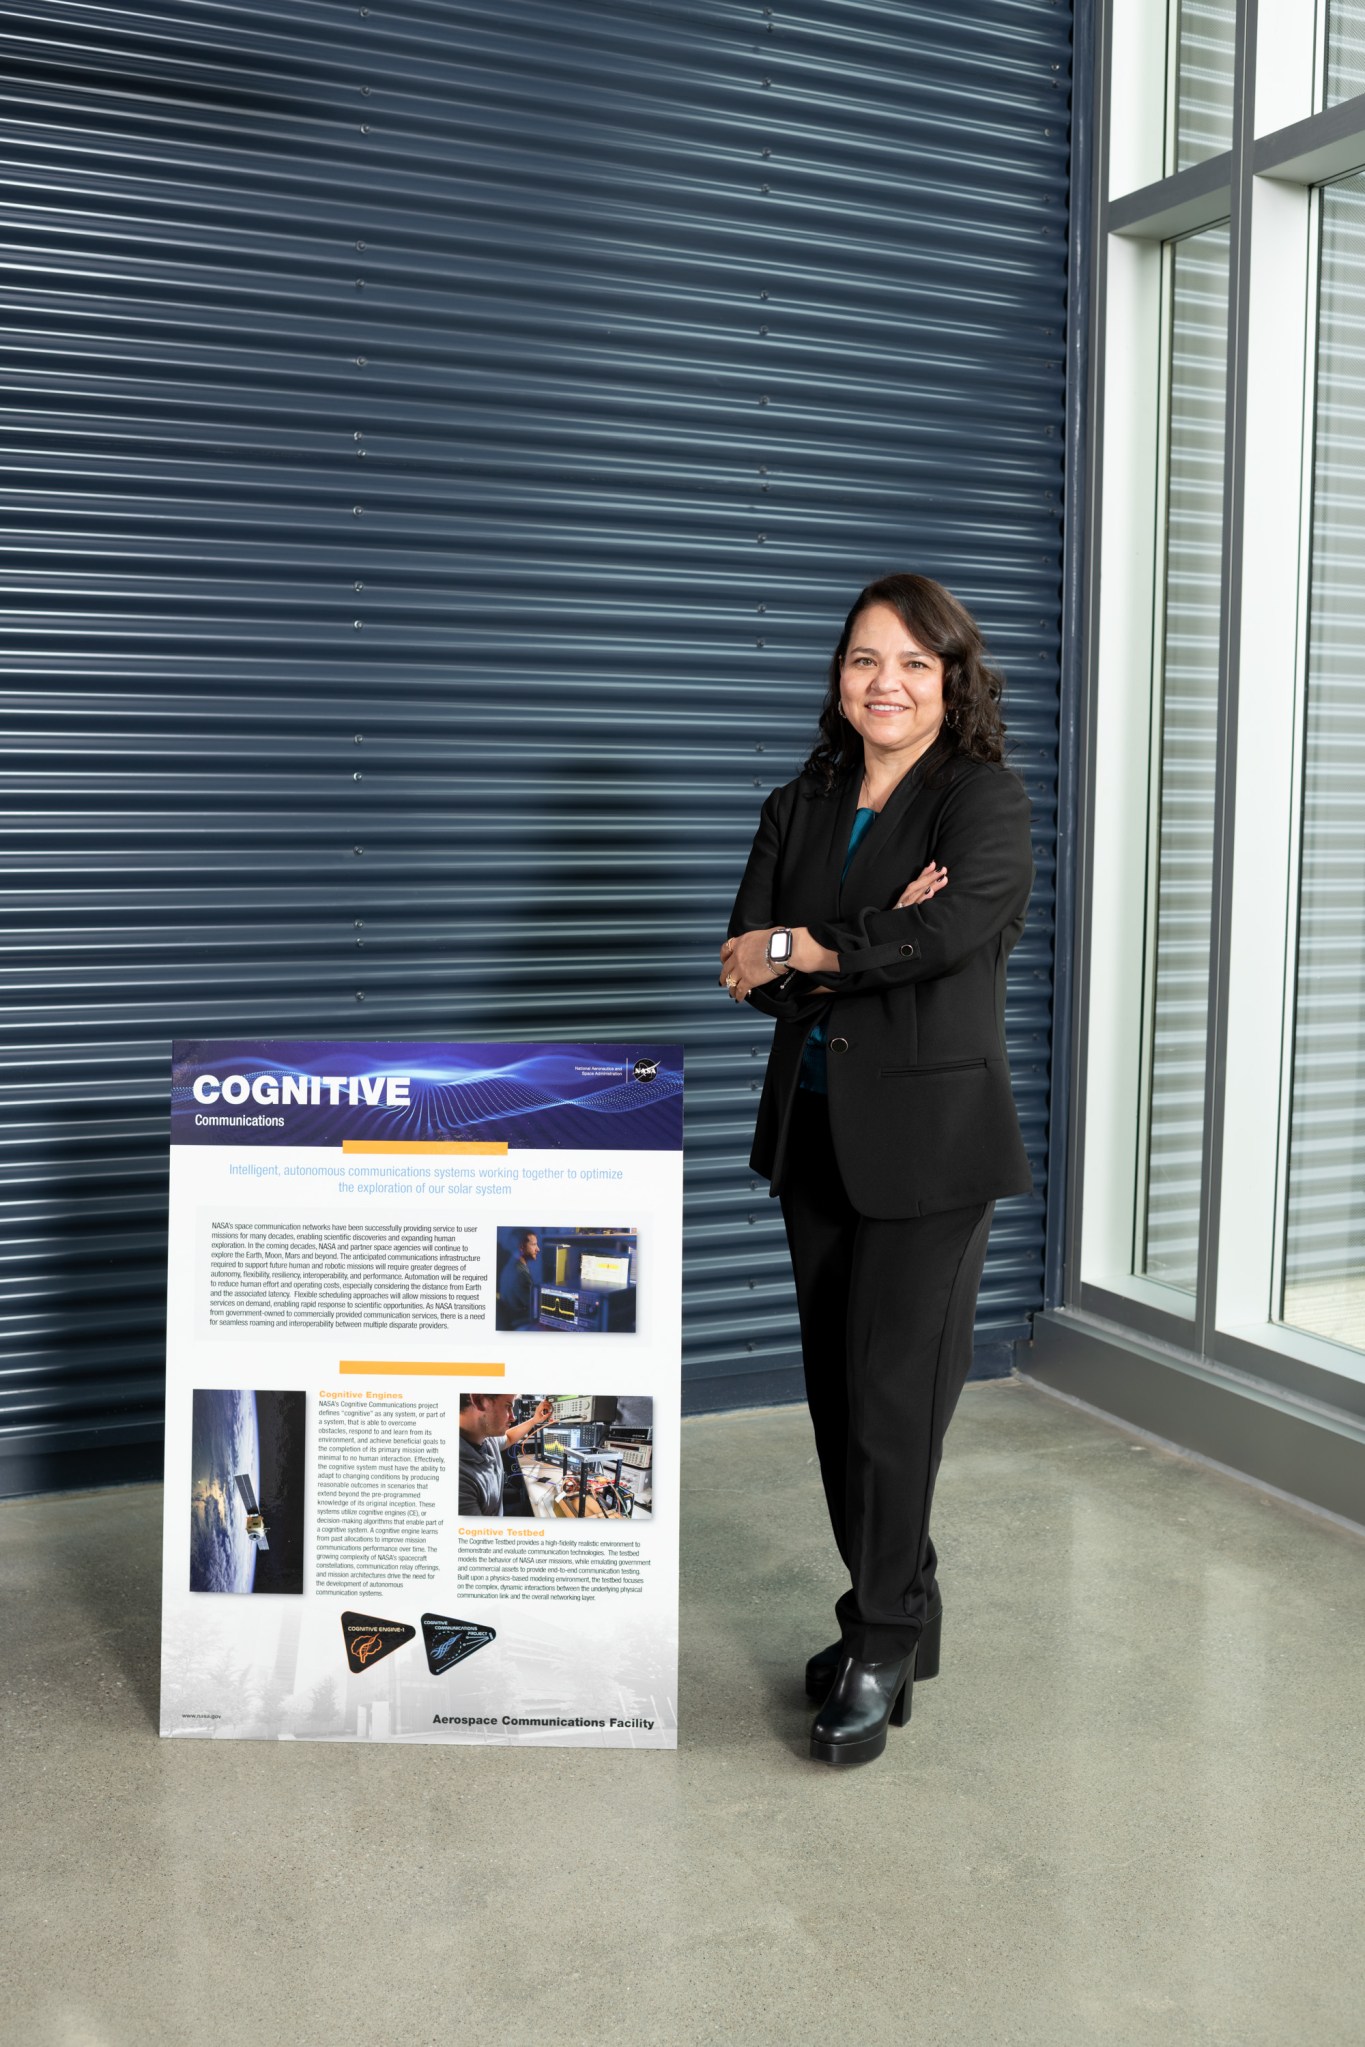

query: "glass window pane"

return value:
[1282, 179, 1365, 1353]
[1140, 226, 1231, 1291]
[1326, 1, 1365, 108]
[1171, 0, 1236, 171]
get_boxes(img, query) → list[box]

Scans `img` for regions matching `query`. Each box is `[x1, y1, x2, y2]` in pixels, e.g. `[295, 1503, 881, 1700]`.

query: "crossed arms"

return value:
[720, 770, 1032, 1017]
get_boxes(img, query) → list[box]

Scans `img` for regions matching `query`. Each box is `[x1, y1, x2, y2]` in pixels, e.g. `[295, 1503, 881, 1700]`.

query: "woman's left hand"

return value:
[718, 930, 782, 1003]
[896, 862, 947, 908]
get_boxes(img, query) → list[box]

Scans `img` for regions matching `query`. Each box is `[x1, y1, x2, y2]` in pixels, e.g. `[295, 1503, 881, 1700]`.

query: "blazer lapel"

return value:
[838, 740, 940, 909]
[821, 769, 862, 919]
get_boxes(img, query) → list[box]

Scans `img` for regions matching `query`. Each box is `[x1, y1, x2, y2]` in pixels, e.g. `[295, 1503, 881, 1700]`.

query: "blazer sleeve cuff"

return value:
[807, 918, 914, 975]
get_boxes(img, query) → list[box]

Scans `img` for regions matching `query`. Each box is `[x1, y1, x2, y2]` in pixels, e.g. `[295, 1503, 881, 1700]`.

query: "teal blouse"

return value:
[798, 805, 877, 1095]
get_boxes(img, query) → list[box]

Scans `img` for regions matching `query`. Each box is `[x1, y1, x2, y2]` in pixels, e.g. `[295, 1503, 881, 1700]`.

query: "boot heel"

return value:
[915, 1607, 942, 1682]
[809, 1651, 917, 1765]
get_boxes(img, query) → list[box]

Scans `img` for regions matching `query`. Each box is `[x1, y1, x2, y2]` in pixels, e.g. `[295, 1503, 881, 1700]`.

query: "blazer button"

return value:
[829, 1036, 849, 1054]
[900, 942, 914, 957]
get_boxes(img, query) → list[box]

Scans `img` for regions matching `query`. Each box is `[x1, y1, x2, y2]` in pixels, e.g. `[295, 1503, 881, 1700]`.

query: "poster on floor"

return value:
[158, 1039, 683, 1747]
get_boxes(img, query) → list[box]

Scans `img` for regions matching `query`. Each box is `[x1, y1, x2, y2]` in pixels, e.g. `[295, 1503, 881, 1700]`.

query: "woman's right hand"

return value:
[896, 862, 948, 909]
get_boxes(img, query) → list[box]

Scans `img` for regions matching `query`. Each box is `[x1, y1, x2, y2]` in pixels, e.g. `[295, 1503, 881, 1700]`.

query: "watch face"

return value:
[769, 928, 793, 963]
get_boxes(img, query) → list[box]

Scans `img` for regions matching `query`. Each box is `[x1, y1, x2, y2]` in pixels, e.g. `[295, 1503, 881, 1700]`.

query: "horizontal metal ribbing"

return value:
[0, 0, 1072, 1450]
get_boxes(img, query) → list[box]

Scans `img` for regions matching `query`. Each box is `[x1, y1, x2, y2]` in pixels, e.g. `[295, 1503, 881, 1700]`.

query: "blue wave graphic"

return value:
[171, 1040, 683, 1152]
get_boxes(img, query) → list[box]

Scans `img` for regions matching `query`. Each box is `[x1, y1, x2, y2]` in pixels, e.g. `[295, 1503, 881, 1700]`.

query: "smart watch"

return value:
[766, 926, 795, 967]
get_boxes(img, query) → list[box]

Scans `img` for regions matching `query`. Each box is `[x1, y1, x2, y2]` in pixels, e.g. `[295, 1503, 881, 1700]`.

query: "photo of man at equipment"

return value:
[493, 1226, 638, 1333]
[458, 1393, 653, 1522]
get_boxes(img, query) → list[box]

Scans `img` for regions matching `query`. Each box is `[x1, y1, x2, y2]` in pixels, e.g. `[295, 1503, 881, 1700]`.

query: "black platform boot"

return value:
[809, 1649, 917, 1767]
[805, 1600, 942, 1701]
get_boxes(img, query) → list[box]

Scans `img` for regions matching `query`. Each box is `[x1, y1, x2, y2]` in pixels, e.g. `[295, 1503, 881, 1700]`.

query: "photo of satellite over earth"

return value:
[189, 1387, 306, 1595]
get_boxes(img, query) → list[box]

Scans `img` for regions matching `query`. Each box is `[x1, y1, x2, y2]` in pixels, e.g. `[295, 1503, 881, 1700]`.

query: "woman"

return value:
[720, 573, 1033, 1769]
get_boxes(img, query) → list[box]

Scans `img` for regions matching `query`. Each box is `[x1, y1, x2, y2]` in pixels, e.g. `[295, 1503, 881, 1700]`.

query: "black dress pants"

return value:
[780, 1088, 995, 1663]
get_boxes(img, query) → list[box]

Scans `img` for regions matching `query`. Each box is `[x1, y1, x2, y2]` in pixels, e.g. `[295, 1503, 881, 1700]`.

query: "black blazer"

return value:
[728, 743, 1034, 1218]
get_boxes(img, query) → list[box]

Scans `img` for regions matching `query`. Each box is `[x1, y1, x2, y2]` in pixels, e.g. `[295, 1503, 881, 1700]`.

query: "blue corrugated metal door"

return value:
[1, 0, 1071, 1491]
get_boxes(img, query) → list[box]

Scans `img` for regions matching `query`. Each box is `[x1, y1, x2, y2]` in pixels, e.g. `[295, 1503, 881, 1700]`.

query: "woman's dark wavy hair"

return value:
[802, 573, 1007, 792]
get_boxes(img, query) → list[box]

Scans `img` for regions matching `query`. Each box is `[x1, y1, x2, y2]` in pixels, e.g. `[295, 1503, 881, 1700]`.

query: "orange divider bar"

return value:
[342, 1139, 508, 1154]
[339, 1360, 505, 1378]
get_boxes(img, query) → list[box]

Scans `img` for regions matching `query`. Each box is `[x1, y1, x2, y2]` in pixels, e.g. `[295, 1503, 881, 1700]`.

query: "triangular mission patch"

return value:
[341, 1610, 416, 1674]
[422, 1612, 497, 1676]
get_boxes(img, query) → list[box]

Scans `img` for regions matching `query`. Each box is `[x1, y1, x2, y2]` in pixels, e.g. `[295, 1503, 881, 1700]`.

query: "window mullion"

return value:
[1191, 0, 1259, 1355]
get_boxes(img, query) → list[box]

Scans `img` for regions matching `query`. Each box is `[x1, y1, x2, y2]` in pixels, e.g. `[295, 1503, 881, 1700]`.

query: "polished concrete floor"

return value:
[4, 1378, 1364, 2047]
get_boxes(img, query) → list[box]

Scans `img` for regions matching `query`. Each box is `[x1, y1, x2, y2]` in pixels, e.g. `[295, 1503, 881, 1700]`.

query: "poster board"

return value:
[158, 1039, 683, 1746]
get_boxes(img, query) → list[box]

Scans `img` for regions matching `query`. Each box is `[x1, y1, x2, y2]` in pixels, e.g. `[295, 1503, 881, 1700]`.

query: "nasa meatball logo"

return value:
[632, 1058, 660, 1083]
